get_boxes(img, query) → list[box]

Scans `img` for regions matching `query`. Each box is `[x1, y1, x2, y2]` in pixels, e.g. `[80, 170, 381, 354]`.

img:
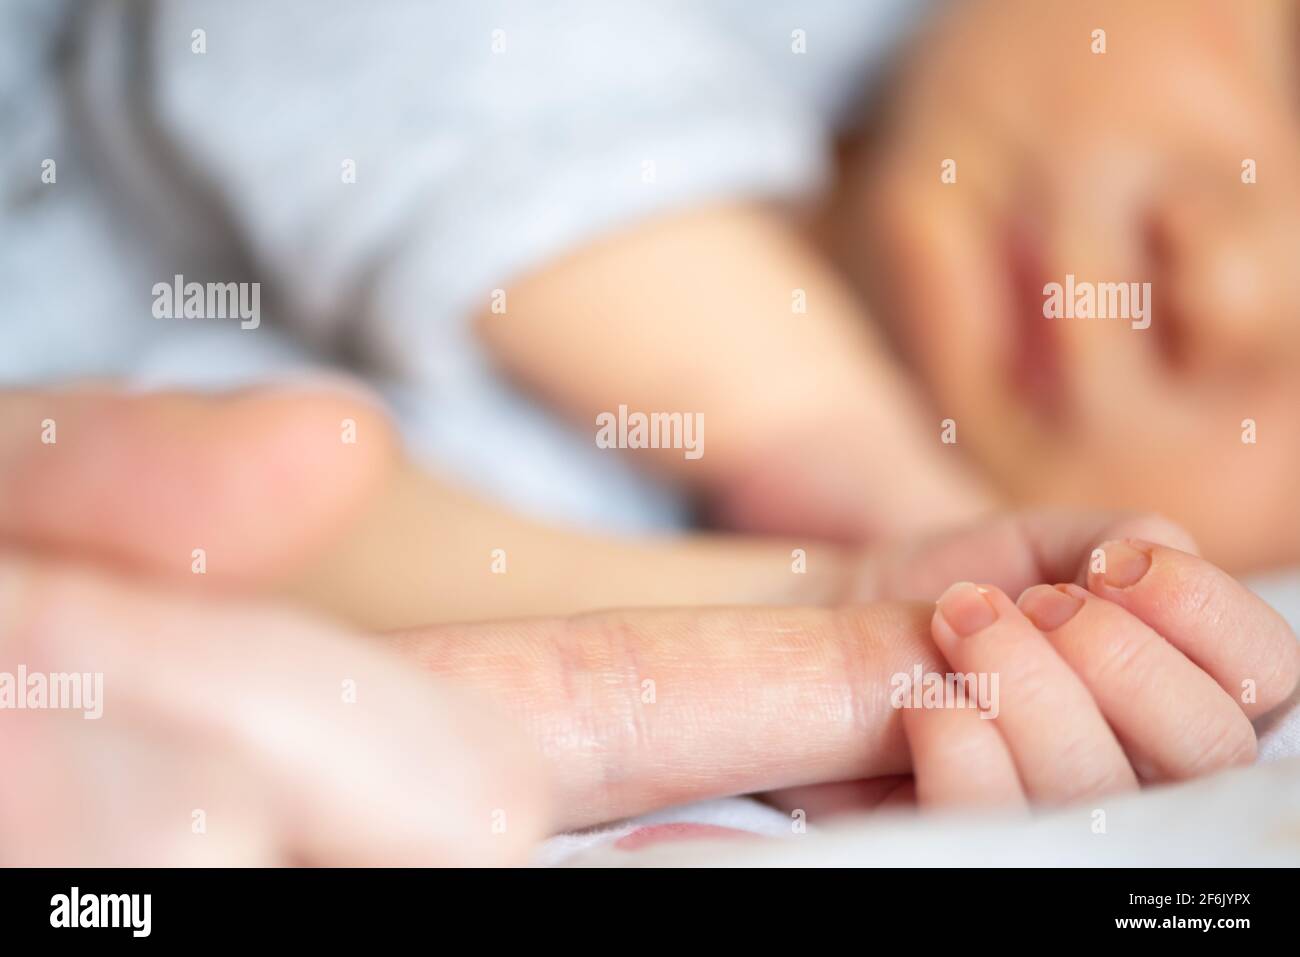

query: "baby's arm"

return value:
[478, 203, 993, 542]
[0, 386, 849, 626]
[6, 387, 1296, 816]
[133, 3, 984, 543]
[279, 457, 852, 629]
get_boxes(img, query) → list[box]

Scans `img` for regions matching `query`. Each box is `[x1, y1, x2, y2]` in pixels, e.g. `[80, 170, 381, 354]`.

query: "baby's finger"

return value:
[931, 582, 1137, 803]
[1086, 541, 1300, 717]
[856, 508, 1198, 604]
[902, 701, 1025, 809]
[1018, 583, 1256, 781]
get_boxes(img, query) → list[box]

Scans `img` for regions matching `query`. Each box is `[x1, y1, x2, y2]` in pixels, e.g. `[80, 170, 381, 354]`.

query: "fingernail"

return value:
[936, 582, 997, 638]
[1097, 541, 1152, 589]
[1017, 584, 1085, 632]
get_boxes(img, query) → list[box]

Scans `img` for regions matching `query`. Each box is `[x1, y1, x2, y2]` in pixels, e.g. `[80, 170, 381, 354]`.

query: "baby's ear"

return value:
[0, 385, 399, 585]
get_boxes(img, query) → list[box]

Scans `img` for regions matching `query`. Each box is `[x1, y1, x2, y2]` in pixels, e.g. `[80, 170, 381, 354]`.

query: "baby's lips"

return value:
[1004, 213, 1066, 420]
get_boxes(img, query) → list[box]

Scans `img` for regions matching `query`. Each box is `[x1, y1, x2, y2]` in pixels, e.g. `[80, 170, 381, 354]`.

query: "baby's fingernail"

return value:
[1017, 584, 1085, 632]
[936, 582, 997, 638]
[1097, 541, 1152, 589]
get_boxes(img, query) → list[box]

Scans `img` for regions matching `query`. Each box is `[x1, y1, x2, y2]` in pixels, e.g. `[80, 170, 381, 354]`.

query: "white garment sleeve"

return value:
[147, 0, 831, 383]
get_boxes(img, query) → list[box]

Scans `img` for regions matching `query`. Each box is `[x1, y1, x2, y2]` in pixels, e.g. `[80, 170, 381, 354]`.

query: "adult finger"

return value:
[0, 386, 395, 583]
[392, 601, 946, 830]
[0, 551, 543, 866]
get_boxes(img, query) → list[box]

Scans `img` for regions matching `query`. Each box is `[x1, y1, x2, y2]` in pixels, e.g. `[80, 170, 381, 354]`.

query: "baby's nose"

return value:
[1148, 182, 1300, 376]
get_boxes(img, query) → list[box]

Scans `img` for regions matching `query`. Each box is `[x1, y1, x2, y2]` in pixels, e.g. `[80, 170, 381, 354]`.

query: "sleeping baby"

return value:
[2, 0, 1298, 837]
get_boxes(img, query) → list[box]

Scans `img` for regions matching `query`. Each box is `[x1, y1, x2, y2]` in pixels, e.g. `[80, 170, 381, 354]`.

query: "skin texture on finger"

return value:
[1019, 583, 1256, 781]
[0, 388, 396, 586]
[903, 700, 1026, 809]
[392, 602, 942, 831]
[0, 553, 546, 866]
[931, 582, 1137, 803]
[1085, 541, 1300, 717]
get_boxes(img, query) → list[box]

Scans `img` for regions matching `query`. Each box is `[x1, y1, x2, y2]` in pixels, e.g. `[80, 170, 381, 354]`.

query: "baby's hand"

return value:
[904, 542, 1298, 807]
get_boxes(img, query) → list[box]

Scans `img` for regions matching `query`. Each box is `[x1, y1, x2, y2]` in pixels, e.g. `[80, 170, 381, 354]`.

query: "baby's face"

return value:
[837, 0, 1300, 570]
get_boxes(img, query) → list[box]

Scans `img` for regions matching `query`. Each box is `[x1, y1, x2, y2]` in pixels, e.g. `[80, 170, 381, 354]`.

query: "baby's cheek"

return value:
[1011, 398, 1300, 572]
